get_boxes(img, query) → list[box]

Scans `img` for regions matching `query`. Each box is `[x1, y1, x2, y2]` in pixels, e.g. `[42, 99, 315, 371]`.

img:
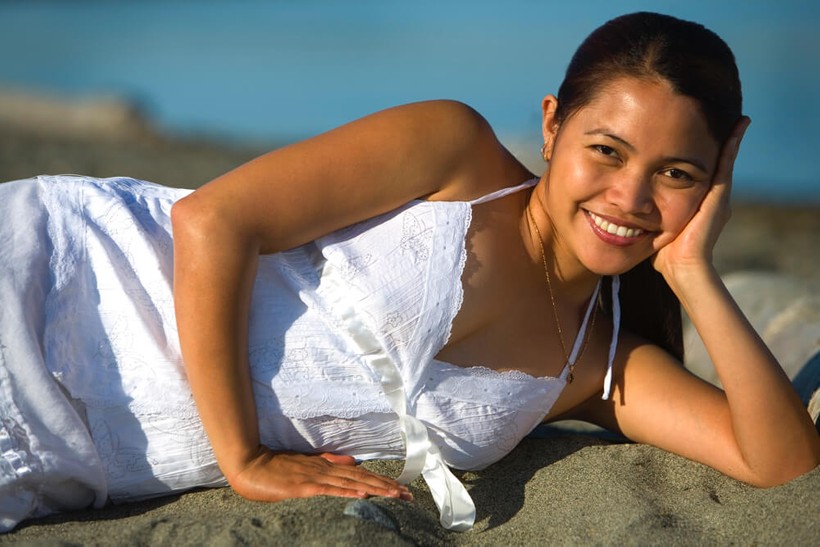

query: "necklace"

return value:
[526, 206, 598, 383]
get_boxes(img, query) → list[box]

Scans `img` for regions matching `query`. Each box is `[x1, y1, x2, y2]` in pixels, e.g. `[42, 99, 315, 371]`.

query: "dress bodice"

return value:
[246, 181, 563, 472]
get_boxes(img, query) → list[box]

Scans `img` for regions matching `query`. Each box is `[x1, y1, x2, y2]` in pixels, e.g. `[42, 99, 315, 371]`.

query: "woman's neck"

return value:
[522, 185, 601, 307]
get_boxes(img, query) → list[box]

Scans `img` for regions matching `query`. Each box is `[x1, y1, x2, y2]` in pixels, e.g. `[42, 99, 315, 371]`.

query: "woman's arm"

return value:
[582, 118, 820, 486]
[171, 100, 524, 502]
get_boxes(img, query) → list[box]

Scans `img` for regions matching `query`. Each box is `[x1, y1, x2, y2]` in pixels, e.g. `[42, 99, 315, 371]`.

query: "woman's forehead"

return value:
[569, 77, 720, 156]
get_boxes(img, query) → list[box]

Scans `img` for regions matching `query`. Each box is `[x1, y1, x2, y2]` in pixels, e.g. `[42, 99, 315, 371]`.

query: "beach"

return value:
[1, 95, 818, 545]
[2, 439, 818, 545]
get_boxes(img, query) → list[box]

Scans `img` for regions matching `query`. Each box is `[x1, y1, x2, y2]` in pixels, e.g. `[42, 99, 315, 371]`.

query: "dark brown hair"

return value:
[556, 11, 742, 144]
[558, 12, 744, 360]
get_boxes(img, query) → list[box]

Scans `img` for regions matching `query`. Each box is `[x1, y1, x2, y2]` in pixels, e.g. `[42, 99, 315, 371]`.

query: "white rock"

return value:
[684, 271, 820, 387]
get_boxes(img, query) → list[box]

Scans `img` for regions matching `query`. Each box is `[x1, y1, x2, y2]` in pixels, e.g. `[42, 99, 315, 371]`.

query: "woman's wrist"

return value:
[661, 261, 722, 309]
[219, 443, 268, 486]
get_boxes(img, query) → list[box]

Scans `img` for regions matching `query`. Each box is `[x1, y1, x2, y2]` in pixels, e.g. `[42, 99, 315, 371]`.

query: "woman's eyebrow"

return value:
[585, 129, 636, 151]
[585, 128, 708, 173]
[662, 155, 709, 173]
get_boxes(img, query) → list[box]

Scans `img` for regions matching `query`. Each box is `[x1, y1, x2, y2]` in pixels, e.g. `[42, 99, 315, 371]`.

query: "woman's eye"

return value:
[593, 144, 617, 157]
[660, 168, 699, 189]
[664, 168, 693, 181]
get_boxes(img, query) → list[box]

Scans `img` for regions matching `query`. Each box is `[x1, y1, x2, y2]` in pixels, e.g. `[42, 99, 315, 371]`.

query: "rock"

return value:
[685, 271, 820, 387]
[343, 499, 400, 532]
[0, 88, 155, 141]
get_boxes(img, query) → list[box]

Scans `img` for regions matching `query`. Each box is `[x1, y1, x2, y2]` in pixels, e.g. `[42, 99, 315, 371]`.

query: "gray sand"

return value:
[3, 437, 817, 545]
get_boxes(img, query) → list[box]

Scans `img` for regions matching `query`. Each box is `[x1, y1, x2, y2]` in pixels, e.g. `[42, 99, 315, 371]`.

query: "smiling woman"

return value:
[0, 11, 817, 534]
[540, 78, 720, 277]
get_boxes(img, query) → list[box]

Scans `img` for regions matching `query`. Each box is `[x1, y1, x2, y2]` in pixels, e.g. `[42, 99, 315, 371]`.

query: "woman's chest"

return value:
[434, 206, 612, 410]
[436, 201, 563, 376]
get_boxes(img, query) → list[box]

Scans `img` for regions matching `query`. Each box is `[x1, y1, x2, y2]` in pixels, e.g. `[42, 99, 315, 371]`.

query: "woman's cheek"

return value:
[562, 161, 604, 201]
[657, 186, 706, 233]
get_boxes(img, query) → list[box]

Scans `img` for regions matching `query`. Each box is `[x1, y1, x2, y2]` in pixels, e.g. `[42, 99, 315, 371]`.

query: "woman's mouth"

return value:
[587, 211, 647, 239]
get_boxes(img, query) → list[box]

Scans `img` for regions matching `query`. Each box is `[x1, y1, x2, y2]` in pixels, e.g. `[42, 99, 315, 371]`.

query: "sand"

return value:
[3, 437, 817, 545]
[1, 97, 818, 545]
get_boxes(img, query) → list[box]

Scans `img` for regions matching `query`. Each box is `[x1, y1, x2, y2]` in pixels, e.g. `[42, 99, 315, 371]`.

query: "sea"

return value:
[0, 0, 818, 202]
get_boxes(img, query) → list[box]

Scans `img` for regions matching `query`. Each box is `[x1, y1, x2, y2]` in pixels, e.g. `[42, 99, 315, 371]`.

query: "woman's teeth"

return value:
[589, 212, 644, 238]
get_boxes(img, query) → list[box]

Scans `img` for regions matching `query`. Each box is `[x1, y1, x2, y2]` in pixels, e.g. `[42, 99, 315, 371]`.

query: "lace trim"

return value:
[443, 205, 471, 348]
[429, 361, 558, 383]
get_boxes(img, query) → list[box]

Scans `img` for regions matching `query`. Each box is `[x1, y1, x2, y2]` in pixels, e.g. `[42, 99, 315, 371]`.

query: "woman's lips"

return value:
[586, 211, 650, 245]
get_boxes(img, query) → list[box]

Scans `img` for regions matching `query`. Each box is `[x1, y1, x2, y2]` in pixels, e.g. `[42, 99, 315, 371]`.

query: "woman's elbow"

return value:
[171, 193, 202, 235]
[171, 192, 225, 246]
[171, 191, 263, 269]
[746, 452, 820, 488]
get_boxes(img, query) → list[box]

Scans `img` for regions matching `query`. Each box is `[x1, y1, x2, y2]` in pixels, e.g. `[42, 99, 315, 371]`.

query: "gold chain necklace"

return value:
[526, 206, 598, 383]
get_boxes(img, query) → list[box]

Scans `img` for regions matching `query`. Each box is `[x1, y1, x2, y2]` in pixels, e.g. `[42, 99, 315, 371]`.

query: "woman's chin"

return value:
[580, 252, 655, 278]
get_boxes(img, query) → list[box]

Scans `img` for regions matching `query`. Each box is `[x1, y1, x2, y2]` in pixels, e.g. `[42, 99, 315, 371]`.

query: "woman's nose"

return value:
[607, 171, 655, 215]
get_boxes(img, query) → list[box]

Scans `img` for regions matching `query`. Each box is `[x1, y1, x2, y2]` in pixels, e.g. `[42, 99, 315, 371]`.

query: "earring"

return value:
[540, 143, 549, 161]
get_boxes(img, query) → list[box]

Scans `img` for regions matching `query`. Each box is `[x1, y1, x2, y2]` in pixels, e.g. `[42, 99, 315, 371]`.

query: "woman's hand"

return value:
[608, 116, 819, 486]
[228, 446, 413, 503]
[652, 116, 751, 287]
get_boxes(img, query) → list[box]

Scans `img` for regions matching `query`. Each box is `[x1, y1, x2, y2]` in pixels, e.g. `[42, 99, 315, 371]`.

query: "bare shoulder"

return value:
[175, 99, 528, 253]
[391, 99, 489, 134]
[364, 99, 533, 200]
[411, 100, 535, 202]
[383, 99, 495, 148]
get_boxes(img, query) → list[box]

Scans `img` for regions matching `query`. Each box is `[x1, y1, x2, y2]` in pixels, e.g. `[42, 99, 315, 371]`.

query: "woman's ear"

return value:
[541, 95, 560, 161]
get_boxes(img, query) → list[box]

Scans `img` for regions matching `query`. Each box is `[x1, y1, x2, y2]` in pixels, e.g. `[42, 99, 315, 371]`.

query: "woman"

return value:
[1, 12, 817, 532]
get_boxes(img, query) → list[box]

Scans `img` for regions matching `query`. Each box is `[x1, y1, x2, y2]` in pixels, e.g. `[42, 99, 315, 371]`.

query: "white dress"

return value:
[0, 175, 618, 531]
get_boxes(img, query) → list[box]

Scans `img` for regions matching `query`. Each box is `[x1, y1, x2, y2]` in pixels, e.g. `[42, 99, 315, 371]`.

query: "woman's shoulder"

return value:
[392, 99, 487, 129]
[406, 100, 535, 203]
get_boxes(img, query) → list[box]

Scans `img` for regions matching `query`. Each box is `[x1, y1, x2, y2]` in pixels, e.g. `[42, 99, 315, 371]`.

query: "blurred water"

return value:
[0, 0, 818, 201]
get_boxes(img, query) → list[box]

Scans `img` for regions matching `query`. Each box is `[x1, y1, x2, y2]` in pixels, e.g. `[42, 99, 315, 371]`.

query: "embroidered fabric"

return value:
[0, 175, 621, 532]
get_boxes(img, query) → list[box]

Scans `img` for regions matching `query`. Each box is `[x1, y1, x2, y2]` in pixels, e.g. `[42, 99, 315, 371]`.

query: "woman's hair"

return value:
[556, 11, 742, 144]
[558, 12, 744, 360]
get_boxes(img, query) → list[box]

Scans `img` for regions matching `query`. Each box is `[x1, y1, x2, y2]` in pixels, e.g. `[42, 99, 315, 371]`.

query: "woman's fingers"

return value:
[711, 116, 751, 193]
[694, 116, 752, 229]
[700, 116, 752, 231]
[319, 452, 357, 466]
[230, 450, 413, 503]
[307, 454, 413, 499]
[316, 452, 413, 499]
[652, 116, 752, 284]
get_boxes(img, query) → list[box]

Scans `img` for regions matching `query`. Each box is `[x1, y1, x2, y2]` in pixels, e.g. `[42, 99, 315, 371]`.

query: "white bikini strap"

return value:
[602, 275, 621, 400]
[559, 278, 603, 381]
[468, 177, 538, 206]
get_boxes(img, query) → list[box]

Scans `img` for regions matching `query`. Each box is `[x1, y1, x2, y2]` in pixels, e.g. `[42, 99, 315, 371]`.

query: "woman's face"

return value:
[541, 77, 721, 276]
